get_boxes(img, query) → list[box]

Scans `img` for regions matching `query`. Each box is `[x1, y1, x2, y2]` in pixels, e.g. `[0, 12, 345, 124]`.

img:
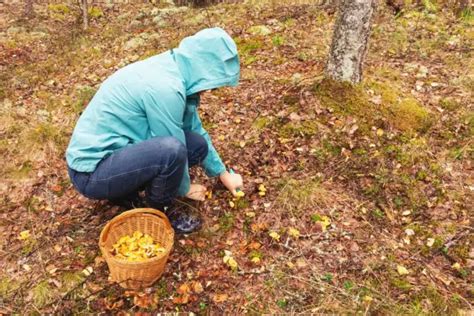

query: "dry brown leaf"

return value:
[192, 281, 204, 294]
[212, 293, 228, 303]
[172, 294, 190, 305]
[248, 242, 261, 250]
[177, 283, 191, 295]
[133, 293, 157, 308]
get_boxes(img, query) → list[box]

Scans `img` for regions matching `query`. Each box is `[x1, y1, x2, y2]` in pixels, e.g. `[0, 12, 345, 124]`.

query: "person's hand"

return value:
[219, 170, 243, 196]
[185, 184, 207, 201]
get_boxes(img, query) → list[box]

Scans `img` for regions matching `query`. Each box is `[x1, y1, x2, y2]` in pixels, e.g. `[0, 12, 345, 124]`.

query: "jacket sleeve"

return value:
[142, 89, 190, 197]
[183, 95, 226, 177]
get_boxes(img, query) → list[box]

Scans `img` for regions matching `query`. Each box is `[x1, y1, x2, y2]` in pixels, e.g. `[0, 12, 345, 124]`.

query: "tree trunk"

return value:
[82, 0, 88, 30]
[325, 0, 376, 83]
[24, 0, 34, 18]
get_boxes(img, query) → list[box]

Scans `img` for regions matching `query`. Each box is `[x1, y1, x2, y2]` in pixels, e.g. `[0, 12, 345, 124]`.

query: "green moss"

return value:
[371, 208, 385, 219]
[314, 78, 368, 116]
[249, 250, 263, 261]
[439, 97, 461, 111]
[279, 121, 318, 138]
[236, 38, 263, 56]
[275, 177, 329, 215]
[253, 117, 271, 130]
[464, 111, 474, 137]
[272, 35, 284, 46]
[460, 7, 474, 22]
[72, 85, 97, 114]
[451, 241, 471, 260]
[48, 4, 70, 14]
[9, 161, 33, 179]
[391, 277, 412, 291]
[282, 94, 299, 105]
[389, 98, 431, 132]
[88, 7, 104, 19]
[218, 212, 235, 232]
[315, 78, 433, 134]
[0, 277, 19, 300]
[373, 83, 399, 105]
[21, 238, 37, 255]
[32, 280, 55, 308]
[28, 123, 68, 148]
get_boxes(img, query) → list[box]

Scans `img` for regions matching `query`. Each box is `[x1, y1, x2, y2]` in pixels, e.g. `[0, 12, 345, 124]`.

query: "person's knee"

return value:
[186, 132, 208, 160]
[154, 136, 187, 165]
[194, 134, 209, 159]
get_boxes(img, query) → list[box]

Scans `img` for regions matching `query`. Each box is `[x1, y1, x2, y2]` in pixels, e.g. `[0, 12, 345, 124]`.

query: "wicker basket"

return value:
[99, 208, 174, 289]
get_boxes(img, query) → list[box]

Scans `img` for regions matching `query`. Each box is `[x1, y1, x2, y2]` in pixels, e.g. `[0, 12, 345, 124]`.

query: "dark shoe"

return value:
[165, 206, 202, 234]
[109, 195, 147, 210]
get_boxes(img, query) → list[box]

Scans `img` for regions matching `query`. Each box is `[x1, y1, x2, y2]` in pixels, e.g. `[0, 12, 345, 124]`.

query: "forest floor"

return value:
[0, 1, 473, 314]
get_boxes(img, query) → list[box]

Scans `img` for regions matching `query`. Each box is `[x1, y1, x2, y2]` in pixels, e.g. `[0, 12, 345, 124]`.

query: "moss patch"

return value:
[32, 280, 55, 308]
[314, 78, 433, 133]
[389, 98, 431, 132]
[279, 120, 318, 138]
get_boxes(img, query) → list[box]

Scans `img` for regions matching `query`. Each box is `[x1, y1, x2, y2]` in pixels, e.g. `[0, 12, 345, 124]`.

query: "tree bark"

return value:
[325, 0, 376, 83]
[82, 0, 88, 30]
[24, 0, 34, 18]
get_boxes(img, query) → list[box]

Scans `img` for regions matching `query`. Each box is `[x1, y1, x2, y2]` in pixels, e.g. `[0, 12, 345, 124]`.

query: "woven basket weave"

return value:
[99, 208, 174, 289]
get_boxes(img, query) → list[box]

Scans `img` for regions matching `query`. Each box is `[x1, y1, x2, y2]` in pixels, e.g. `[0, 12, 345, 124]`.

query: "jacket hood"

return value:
[172, 27, 240, 96]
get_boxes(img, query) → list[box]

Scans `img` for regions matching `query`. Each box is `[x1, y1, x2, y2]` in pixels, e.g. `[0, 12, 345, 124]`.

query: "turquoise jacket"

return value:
[66, 27, 240, 196]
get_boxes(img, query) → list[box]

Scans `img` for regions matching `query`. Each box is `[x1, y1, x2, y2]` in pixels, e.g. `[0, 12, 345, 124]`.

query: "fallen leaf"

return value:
[289, 112, 301, 121]
[192, 281, 204, 294]
[177, 283, 191, 295]
[296, 258, 307, 268]
[173, 294, 190, 304]
[269, 231, 280, 241]
[212, 293, 228, 303]
[248, 242, 261, 250]
[251, 223, 267, 232]
[397, 265, 409, 275]
[404, 229, 415, 236]
[370, 95, 382, 105]
[134, 292, 157, 308]
[426, 238, 435, 247]
[402, 210, 411, 216]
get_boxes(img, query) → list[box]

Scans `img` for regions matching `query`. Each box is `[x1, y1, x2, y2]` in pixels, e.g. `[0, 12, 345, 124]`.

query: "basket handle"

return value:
[99, 208, 173, 247]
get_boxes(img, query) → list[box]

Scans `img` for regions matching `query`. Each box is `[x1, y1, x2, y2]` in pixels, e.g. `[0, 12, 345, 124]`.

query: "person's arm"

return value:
[182, 95, 226, 177]
[183, 95, 243, 195]
[141, 89, 190, 197]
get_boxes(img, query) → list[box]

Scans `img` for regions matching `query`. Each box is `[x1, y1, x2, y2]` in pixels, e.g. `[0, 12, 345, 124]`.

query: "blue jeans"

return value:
[67, 131, 208, 209]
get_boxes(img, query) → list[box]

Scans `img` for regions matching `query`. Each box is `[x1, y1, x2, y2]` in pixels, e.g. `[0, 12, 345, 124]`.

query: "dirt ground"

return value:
[0, 1, 473, 314]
